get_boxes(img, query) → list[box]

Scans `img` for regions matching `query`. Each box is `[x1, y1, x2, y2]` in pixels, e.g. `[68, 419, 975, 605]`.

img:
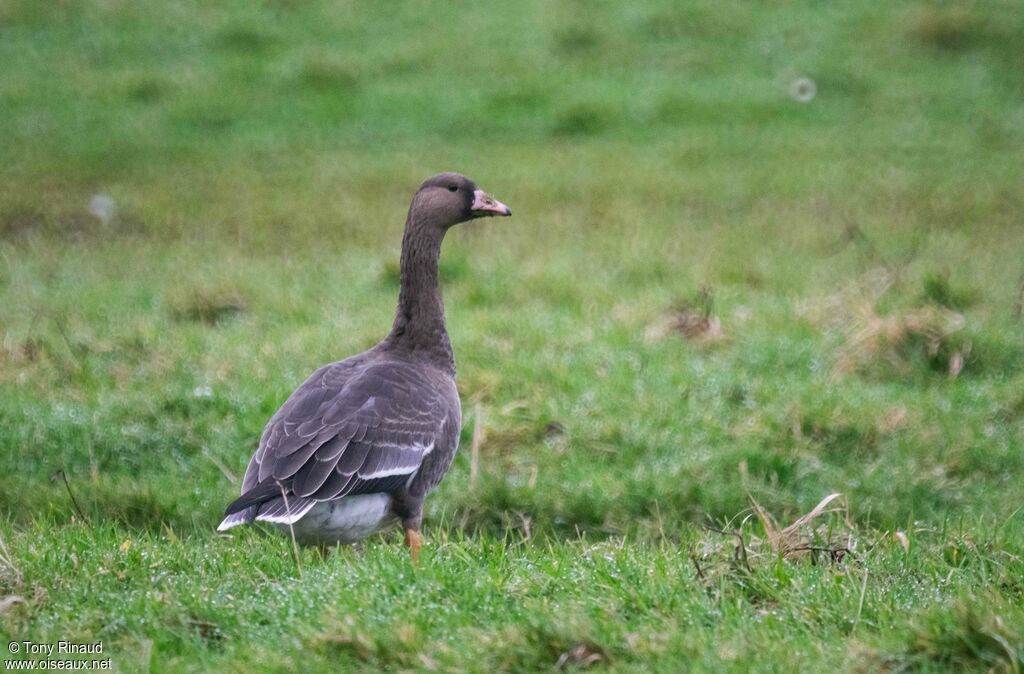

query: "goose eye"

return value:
[447, 185, 458, 192]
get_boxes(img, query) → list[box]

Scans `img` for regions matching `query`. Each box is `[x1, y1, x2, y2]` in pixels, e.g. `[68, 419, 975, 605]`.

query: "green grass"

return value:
[2, 0, 1024, 671]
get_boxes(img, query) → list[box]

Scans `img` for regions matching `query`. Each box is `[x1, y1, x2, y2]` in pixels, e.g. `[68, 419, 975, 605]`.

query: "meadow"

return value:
[1, 1, 1023, 671]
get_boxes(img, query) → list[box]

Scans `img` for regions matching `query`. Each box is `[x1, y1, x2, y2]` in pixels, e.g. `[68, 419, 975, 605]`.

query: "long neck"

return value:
[385, 209, 454, 371]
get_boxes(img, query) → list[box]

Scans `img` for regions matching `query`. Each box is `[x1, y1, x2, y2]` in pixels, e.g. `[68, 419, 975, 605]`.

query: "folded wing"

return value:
[218, 358, 456, 529]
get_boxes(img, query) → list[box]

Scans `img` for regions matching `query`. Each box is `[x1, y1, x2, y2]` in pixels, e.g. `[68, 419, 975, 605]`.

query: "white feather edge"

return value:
[216, 513, 250, 532]
[254, 499, 317, 525]
[357, 442, 434, 480]
[217, 442, 437, 531]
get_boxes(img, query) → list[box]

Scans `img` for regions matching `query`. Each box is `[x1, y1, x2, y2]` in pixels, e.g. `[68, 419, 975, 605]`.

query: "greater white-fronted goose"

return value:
[218, 173, 511, 560]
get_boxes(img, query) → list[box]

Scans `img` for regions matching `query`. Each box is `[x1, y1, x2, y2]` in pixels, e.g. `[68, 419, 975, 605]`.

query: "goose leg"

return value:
[404, 527, 422, 563]
[395, 500, 424, 564]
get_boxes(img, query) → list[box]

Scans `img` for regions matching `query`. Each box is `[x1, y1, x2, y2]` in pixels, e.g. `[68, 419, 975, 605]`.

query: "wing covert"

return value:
[225, 358, 459, 519]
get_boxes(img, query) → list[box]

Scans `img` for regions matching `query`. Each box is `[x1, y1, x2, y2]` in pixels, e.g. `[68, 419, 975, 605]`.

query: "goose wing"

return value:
[218, 358, 459, 529]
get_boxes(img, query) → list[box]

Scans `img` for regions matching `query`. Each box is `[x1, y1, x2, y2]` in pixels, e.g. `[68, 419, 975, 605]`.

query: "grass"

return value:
[2, 0, 1023, 671]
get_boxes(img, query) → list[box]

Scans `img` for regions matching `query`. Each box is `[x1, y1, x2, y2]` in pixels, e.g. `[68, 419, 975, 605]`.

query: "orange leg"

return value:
[404, 527, 422, 564]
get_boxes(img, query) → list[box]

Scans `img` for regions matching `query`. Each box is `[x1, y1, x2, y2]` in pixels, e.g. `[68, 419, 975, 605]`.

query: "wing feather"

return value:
[314, 435, 350, 462]
[311, 468, 356, 500]
[293, 453, 343, 497]
[222, 357, 459, 522]
[334, 440, 371, 475]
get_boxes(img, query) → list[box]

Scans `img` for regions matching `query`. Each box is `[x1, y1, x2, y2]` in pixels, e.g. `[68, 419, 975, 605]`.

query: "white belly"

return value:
[274, 494, 397, 545]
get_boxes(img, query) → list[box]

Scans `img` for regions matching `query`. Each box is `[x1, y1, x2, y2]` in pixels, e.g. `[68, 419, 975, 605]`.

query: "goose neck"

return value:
[386, 217, 454, 370]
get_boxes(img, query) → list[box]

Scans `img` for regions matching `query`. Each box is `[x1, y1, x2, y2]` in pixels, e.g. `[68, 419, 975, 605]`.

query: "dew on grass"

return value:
[88, 194, 116, 224]
[789, 77, 817, 103]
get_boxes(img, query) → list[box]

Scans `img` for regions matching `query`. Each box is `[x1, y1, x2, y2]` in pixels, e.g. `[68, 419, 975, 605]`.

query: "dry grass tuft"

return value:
[834, 303, 966, 377]
[0, 594, 27, 615]
[803, 270, 970, 378]
[646, 286, 723, 343]
[693, 493, 857, 593]
[167, 287, 247, 325]
[750, 492, 853, 562]
[555, 642, 607, 670]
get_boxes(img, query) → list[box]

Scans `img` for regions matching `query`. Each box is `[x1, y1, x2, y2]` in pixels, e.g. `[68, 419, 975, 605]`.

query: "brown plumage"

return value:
[218, 173, 511, 560]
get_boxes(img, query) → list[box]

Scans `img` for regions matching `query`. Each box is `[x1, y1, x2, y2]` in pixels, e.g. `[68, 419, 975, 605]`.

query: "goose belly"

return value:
[276, 494, 397, 545]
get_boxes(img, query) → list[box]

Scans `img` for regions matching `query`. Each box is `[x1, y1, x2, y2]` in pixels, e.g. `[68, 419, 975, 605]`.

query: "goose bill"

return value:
[471, 189, 512, 217]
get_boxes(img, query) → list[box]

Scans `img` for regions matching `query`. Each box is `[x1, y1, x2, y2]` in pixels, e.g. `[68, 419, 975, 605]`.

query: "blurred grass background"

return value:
[1, 1, 1023, 671]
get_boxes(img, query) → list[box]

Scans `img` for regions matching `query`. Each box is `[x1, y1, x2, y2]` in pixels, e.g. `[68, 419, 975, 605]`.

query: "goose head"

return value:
[410, 172, 511, 230]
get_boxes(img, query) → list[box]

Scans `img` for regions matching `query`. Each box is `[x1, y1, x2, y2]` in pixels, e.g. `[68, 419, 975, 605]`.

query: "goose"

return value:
[218, 173, 511, 560]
